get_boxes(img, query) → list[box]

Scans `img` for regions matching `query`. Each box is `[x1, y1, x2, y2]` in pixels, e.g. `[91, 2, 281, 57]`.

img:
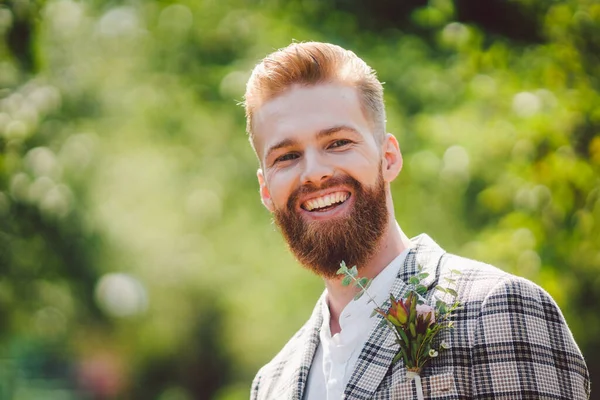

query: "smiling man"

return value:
[245, 42, 589, 400]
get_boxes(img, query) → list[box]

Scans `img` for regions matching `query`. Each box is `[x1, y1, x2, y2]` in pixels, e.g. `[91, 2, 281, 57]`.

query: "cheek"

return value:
[338, 150, 380, 179]
[267, 170, 299, 207]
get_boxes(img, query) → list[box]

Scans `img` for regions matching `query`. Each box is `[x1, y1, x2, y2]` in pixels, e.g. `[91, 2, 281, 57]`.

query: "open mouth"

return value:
[300, 191, 351, 212]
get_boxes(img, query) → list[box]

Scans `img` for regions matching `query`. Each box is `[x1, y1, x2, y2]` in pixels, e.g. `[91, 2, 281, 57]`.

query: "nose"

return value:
[300, 149, 333, 186]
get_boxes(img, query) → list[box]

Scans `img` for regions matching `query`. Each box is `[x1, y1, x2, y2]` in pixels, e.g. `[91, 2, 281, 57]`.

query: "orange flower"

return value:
[376, 293, 413, 327]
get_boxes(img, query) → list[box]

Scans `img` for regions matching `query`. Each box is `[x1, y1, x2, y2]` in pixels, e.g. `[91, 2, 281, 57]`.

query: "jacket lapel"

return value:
[343, 234, 446, 399]
[285, 293, 324, 400]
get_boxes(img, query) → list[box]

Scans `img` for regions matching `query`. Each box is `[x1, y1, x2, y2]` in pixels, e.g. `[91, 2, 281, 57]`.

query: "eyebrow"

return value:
[264, 125, 360, 161]
[317, 125, 360, 139]
[264, 138, 299, 162]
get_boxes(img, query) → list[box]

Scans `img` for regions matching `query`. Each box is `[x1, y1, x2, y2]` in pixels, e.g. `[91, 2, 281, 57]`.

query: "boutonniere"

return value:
[337, 261, 461, 400]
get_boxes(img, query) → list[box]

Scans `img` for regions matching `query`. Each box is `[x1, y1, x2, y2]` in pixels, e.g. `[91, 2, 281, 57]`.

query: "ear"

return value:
[257, 168, 275, 212]
[381, 133, 403, 182]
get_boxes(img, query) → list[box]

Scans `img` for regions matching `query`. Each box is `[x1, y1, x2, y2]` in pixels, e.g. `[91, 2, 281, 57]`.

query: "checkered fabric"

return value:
[250, 234, 590, 399]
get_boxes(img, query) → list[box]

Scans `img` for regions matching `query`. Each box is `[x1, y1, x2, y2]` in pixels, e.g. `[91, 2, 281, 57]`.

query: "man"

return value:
[244, 42, 590, 399]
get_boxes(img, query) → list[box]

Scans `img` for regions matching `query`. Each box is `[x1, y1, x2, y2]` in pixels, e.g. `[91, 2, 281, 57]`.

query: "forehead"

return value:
[252, 83, 371, 158]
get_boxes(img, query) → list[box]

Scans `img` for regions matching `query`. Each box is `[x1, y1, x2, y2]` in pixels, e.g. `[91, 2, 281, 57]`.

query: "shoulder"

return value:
[251, 296, 323, 399]
[439, 252, 561, 308]
[436, 252, 572, 349]
[438, 253, 590, 399]
[438, 252, 516, 301]
[411, 234, 521, 302]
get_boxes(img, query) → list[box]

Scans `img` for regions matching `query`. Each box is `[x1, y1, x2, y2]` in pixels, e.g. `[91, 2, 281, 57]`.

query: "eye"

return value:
[329, 139, 352, 149]
[275, 152, 299, 163]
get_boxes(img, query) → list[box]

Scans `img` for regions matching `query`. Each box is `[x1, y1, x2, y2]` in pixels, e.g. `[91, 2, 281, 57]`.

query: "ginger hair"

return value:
[244, 42, 386, 151]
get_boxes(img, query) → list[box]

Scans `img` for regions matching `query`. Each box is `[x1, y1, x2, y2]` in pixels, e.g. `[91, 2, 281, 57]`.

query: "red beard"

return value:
[273, 169, 388, 278]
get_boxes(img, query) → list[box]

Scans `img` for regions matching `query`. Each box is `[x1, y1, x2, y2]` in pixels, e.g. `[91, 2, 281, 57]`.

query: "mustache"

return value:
[286, 175, 359, 211]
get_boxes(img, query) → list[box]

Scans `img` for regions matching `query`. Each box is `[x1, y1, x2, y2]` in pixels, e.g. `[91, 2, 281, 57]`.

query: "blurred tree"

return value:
[0, 0, 598, 398]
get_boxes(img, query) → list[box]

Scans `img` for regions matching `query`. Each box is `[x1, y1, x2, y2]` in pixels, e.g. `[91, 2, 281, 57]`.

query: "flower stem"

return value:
[347, 273, 405, 345]
[351, 275, 380, 308]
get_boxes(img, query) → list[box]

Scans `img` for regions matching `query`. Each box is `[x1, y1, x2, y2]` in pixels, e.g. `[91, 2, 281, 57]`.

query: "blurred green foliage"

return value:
[0, 0, 598, 398]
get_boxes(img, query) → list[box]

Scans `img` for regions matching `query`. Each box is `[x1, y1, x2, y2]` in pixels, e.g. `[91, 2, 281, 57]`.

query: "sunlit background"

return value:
[1, 0, 599, 398]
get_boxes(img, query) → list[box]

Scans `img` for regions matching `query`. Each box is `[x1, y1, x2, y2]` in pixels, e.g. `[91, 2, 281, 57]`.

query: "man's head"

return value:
[245, 42, 386, 154]
[245, 42, 402, 278]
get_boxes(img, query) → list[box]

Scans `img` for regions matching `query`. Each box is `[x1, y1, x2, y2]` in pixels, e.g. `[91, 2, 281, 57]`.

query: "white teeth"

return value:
[303, 191, 350, 211]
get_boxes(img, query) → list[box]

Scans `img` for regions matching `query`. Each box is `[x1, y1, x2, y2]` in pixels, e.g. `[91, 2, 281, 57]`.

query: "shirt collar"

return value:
[320, 245, 413, 338]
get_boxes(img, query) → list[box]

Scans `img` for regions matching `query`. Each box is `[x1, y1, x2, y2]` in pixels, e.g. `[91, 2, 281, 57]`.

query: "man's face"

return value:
[252, 83, 400, 278]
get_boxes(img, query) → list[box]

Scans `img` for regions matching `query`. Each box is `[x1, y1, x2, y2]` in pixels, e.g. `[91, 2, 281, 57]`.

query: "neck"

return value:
[324, 220, 411, 335]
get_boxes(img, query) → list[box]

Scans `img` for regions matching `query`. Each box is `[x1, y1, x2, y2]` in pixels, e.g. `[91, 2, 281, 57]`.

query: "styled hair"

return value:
[244, 42, 385, 151]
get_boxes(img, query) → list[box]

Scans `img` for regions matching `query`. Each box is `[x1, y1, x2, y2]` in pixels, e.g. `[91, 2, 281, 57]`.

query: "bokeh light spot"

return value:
[518, 250, 542, 276]
[158, 4, 193, 34]
[39, 184, 73, 218]
[512, 92, 541, 117]
[440, 145, 470, 183]
[95, 273, 148, 318]
[409, 150, 441, 182]
[220, 70, 250, 100]
[441, 22, 470, 47]
[98, 7, 140, 38]
[45, 0, 84, 37]
[25, 147, 60, 178]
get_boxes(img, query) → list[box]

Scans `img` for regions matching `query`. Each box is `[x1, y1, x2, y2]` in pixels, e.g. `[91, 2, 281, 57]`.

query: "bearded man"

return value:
[244, 42, 590, 399]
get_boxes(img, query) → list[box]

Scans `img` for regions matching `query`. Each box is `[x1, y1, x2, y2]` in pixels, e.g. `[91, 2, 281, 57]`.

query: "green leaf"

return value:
[349, 265, 358, 277]
[415, 284, 427, 295]
[435, 285, 448, 293]
[393, 351, 403, 364]
[409, 276, 420, 285]
[444, 277, 456, 284]
[358, 277, 369, 287]
[336, 261, 348, 275]
[398, 328, 410, 345]
[370, 309, 379, 318]
[402, 350, 411, 368]
[446, 288, 458, 297]
[439, 303, 447, 314]
[418, 272, 430, 280]
[353, 290, 364, 301]
[410, 337, 417, 360]
[342, 276, 352, 286]
[450, 269, 462, 275]
[424, 344, 433, 363]
[364, 279, 373, 290]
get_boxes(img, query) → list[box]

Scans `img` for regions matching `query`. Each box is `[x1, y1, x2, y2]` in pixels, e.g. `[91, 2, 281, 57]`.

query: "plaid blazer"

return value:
[250, 234, 590, 399]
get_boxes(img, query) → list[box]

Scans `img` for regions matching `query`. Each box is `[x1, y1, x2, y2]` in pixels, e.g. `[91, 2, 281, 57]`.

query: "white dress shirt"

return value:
[304, 248, 411, 400]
